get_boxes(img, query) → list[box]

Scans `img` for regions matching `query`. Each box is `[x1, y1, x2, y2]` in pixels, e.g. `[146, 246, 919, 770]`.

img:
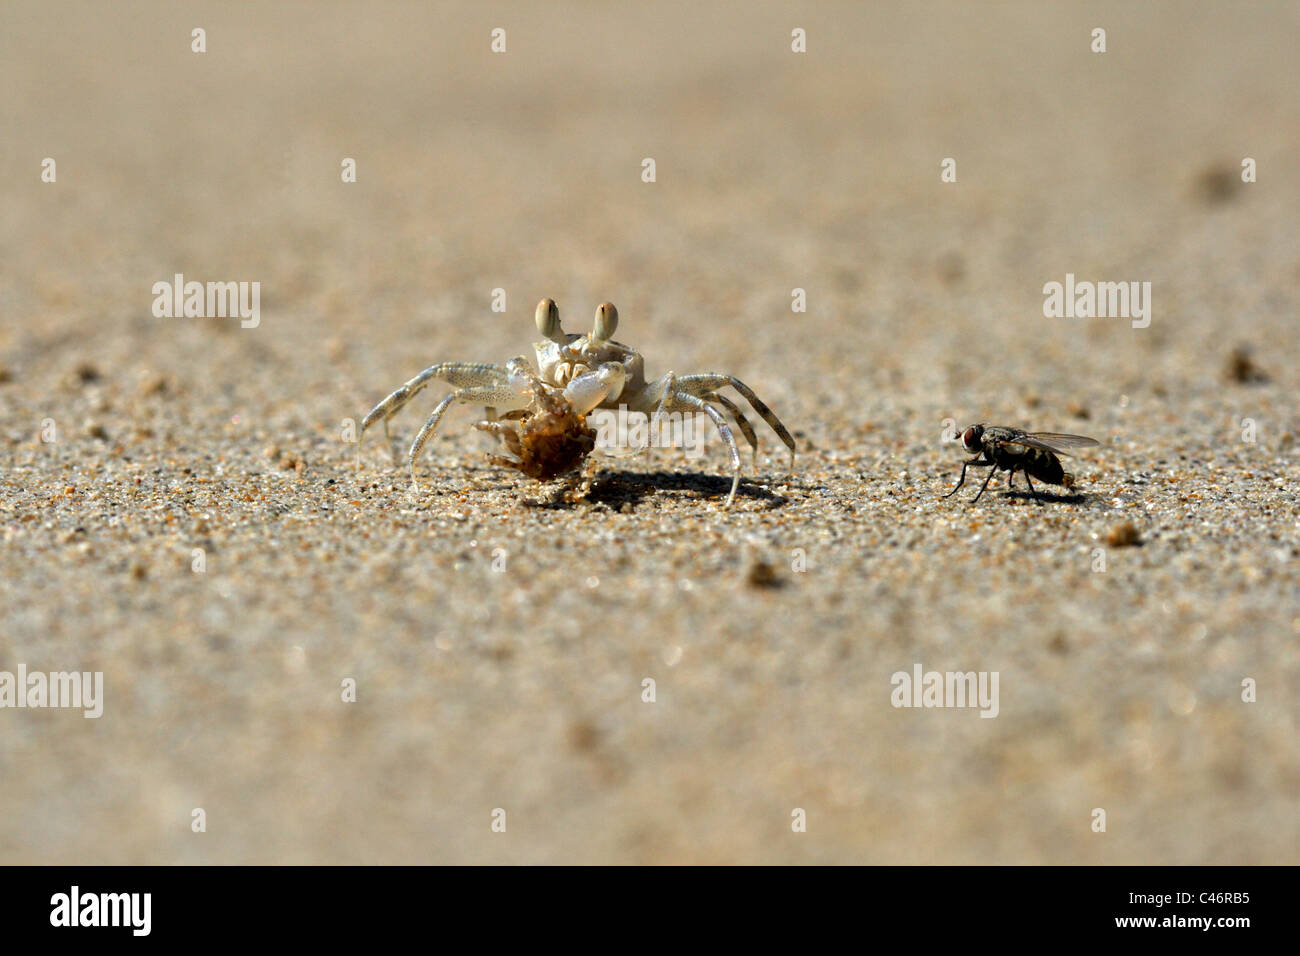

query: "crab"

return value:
[356, 298, 796, 506]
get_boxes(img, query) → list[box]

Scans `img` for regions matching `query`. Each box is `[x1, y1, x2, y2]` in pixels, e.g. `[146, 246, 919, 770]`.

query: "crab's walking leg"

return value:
[632, 372, 674, 423]
[675, 393, 742, 508]
[357, 362, 507, 469]
[408, 384, 530, 489]
[709, 393, 758, 466]
[674, 375, 795, 470]
[622, 371, 678, 454]
[627, 373, 755, 469]
[652, 372, 675, 430]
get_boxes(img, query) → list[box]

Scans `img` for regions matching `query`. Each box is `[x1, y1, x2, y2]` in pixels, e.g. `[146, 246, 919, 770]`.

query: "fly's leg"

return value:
[970, 464, 999, 503]
[943, 456, 989, 499]
[1023, 472, 1042, 502]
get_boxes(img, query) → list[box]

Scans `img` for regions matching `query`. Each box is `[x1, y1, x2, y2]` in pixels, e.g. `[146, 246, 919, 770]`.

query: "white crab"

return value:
[356, 299, 796, 507]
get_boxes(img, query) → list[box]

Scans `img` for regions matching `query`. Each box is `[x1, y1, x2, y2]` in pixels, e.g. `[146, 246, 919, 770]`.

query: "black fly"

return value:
[944, 424, 1099, 503]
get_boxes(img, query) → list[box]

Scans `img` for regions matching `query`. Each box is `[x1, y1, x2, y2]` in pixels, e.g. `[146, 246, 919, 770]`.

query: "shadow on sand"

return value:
[998, 489, 1090, 505]
[520, 469, 793, 510]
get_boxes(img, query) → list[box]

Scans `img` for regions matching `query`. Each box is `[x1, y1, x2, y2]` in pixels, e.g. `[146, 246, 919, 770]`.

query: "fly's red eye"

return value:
[961, 426, 978, 447]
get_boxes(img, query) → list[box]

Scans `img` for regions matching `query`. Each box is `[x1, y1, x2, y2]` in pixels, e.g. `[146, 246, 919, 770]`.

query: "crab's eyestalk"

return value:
[535, 298, 566, 344]
[592, 302, 618, 342]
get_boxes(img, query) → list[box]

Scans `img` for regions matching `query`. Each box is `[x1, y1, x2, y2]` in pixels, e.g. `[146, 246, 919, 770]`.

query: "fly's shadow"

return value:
[1001, 489, 1090, 505]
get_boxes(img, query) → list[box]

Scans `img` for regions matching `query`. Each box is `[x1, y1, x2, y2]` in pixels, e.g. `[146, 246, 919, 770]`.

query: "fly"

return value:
[944, 424, 1100, 503]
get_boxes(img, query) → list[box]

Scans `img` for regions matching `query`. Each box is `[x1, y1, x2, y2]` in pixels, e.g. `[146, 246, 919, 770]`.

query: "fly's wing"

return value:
[1009, 432, 1101, 457]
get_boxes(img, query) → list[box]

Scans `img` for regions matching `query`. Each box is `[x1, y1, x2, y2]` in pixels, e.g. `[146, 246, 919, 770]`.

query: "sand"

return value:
[1, 1, 1297, 864]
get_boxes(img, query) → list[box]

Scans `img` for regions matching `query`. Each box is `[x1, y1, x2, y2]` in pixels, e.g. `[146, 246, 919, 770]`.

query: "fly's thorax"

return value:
[985, 441, 1025, 469]
[986, 437, 1042, 469]
[980, 426, 1020, 446]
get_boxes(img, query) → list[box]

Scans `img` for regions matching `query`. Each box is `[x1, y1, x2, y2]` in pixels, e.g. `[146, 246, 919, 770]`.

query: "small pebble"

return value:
[746, 559, 783, 589]
[1107, 522, 1142, 547]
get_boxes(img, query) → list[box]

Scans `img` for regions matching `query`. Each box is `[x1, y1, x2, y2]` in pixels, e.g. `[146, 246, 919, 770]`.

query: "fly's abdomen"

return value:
[1025, 449, 1068, 486]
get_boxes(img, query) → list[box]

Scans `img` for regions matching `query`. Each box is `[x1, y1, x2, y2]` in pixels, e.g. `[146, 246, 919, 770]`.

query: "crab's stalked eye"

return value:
[535, 298, 566, 343]
[593, 302, 618, 342]
[962, 425, 982, 449]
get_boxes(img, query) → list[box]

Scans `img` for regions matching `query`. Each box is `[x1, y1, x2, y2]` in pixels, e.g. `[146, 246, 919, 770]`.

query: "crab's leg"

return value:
[358, 362, 508, 468]
[628, 371, 732, 461]
[674, 374, 795, 470]
[673, 392, 742, 508]
[624, 371, 678, 444]
[708, 392, 758, 466]
[408, 383, 531, 489]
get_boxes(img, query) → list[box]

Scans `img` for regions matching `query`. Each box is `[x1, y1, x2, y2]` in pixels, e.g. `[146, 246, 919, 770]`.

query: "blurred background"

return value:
[1, 1, 1296, 863]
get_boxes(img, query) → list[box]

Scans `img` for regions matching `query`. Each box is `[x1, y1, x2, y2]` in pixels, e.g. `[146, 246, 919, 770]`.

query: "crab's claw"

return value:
[504, 356, 541, 395]
[564, 362, 626, 414]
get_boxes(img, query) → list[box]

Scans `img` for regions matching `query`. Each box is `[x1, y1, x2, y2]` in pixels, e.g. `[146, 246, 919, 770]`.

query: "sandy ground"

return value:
[1, 1, 1297, 864]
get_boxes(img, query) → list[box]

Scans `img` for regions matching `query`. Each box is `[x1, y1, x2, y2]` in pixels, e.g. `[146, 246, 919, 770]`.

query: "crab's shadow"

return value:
[523, 469, 792, 510]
